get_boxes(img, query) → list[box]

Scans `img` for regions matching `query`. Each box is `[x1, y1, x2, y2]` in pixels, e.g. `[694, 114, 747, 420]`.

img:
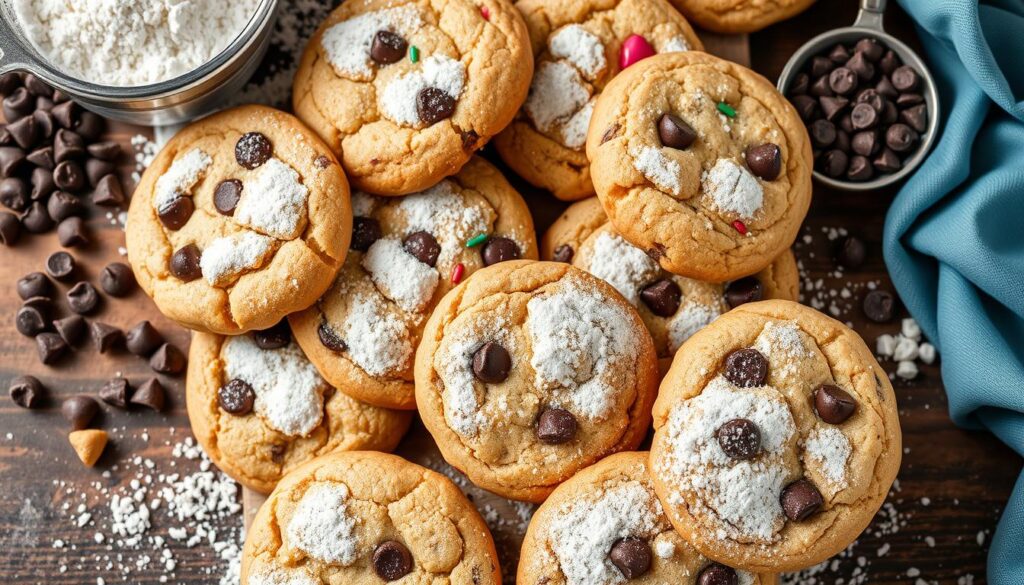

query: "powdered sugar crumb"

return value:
[703, 158, 764, 219]
[362, 238, 439, 313]
[805, 426, 852, 492]
[235, 158, 309, 240]
[583, 231, 660, 306]
[525, 61, 590, 138]
[667, 301, 721, 352]
[340, 292, 414, 377]
[548, 24, 606, 80]
[631, 145, 682, 196]
[286, 482, 359, 565]
[153, 148, 212, 212]
[199, 231, 275, 287]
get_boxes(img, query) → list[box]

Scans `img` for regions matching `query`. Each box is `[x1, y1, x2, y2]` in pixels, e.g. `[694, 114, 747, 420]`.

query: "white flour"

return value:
[14, 0, 261, 86]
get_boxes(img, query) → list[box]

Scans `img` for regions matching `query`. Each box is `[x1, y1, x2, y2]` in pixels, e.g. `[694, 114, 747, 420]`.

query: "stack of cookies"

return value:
[124, 0, 901, 582]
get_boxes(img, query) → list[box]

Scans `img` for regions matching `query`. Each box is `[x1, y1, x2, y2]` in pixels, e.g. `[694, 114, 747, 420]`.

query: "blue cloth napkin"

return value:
[887, 0, 1024, 581]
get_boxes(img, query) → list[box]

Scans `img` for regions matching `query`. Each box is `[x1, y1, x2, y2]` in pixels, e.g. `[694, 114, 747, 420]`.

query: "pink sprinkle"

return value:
[619, 34, 655, 70]
[732, 220, 748, 235]
[480, 5, 490, 20]
[451, 263, 466, 284]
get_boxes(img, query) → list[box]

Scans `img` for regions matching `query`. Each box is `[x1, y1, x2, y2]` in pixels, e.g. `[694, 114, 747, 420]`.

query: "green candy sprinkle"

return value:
[466, 233, 488, 247]
[409, 45, 420, 63]
[717, 102, 736, 118]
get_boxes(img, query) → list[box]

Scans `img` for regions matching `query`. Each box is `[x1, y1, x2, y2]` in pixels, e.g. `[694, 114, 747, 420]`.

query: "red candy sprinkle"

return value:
[451, 263, 466, 284]
[619, 34, 655, 70]
[480, 5, 490, 20]
[732, 220, 748, 235]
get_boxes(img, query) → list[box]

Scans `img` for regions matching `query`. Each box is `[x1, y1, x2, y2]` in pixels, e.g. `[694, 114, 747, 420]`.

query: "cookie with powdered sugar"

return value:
[126, 105, 352, 334]
[518, 451, 778, 585]
[542, 197, 799, 370]
[493, 0, 703, 201]
[650, 300, 901, 571]
[241, 451, 500, 584]
[290, 156, 538, 410]
[587, 51, 813, 282]
[292, 0, 532, 195]
[186, 325, 411, 494]
[415, 260, 659, 502]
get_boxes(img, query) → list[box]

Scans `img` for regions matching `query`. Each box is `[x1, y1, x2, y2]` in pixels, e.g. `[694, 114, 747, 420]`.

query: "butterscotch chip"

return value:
[68, 429, 108, 468]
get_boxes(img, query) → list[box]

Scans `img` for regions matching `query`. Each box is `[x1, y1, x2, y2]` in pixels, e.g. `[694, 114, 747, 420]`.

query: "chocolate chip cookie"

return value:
[126, 105, 351, 334]
[670, 0, 816, 33]
[493, 0, 702, 201]
[241, 451, 500, 584]
[187, 326, 411, 494]
[587, 51, 813, 283]
[293, 0, 533, 195]
[415, 260, 659, 502]
[542, 197, 798, 370]
[650, 300, 901, 571]
[290, 157, 537, 410]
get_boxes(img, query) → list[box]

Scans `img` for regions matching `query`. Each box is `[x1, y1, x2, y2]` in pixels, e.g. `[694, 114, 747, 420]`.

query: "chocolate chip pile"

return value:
[787, 37, 928, 182]
[0, 72, 126, 246]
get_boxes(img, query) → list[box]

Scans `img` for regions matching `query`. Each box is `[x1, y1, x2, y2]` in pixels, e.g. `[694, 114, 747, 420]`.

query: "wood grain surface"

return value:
[1, 1, 1020, 584]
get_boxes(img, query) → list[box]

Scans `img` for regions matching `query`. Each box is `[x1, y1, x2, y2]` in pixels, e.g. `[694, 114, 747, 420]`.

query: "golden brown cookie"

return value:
[187, 327, 411, 494]
[518, 451, 777, 585]
[493, 0, 703, 201]
[669, 0, 816, 34]
[290, 157, 537, 410]
[415, 260, 659, 502]
[292, 0, 532, 195]
[542, 197, 798, 370]
[650, 300, 901, 571]
[587, 51, 813, 283]
[126, 105, 351, 335]
[241, 451, 501, 584]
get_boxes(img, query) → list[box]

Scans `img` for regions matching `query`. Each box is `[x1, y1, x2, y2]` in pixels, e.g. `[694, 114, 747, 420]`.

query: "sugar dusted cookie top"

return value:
[292, 0, 532, 195]
[587, 51, 812, 282]
[126, 105, 351, 335]
[650, 300, 901, 571]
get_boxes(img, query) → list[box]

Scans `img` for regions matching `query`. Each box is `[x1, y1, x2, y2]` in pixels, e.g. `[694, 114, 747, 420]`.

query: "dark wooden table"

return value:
[1, 0, 1020, 583]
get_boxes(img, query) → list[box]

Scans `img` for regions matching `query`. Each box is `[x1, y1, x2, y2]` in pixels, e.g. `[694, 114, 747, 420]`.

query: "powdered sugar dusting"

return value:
[703, 158, 764, 219]
[340, 292, 414, 377]
[199, 231, 275, 287]
[583, 231, 660, 306]
[362, 238, 439, 312]
[235, 158, 309, 240]
[805, 426, 851, 491]
[660, 36, 690, 53]
[398, 181, 490, 264]
[286, 482, 359, 565]
[381, 55, 465, 126]
[351, 191, 377, 217]
[320, 6, 422, 80]
[524, 61, 590, 136]
[754, 321, 811, 379]
[561, 98, 595, 150]
[667, 301, 721, 352]
[631, 145, 682, 196]
[437, 317, 516, 436]
[548, 24, 606, 80]
[153, 148, 212, 212]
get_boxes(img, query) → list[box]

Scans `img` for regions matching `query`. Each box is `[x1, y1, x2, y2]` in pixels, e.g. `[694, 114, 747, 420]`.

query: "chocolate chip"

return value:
[536, 408, 577, 444]
[169, 244, 202, 282]
[850, 103, 878, 130]
[253, 321, 290, 349]
[745, 143, 781, 180]
[481, 236, 520, 266]
[608, 537, 652, 579]
[716, 418, 762, 460]
[781, 479, 824, 521]
[851, 130, 878, 157]
[130, 378, 165, 412]
[314, 154, 332, 168]
[351, 217, 382, 252]
[855, 88, 885, 112]
[875, 76, 898, 99]
[828, 44, 850, 64]
[91, 174, 124, 206]
[814, 384, 857, 424]
[0, 146, 26, 177]
[90, 322, 123, 353]
[472, 341, 511, 383]
[317, 321, 347, 352]
[698, 564, 739, 585]
[885, 123, 917, 153]
[46, 251, 76, 280]
[54, 315, 86, 346]
[87, 141, 120, 161]
[47, 190, 84, 222]
[855, 37, 884, 61]
[881, 100, 898, 125]
[158, 196, 194, 230]
[810, 56, 834, 78]
[214, 179, 242, 215]
[53, 160, 85, 192]
[67, 281, 100, 314]
[269, 444, 287, 463]
[218, 379, 255, 415]
[26, 145, 53, 169]
[403, 230, 441, 266]
[9, 375, 45, 408]
[789, 73, 809, 95]
[0, 177, 29, 212]
[819, 96, 849, 121]
[724, 276, 763, 308]
[809, 119, 836, 148]
[126, 321, 164, 356]
[3, 87, 34, 121]
[723, 348, 768, 388]
[85, 158, 115, 188]
[846, 51, 875, 81]
[37, 332, 68, 364]
[99, 262, 135, 297]
[370, 30, 408, 64]
[828, 67, 858, 96]
[235, 132, 272, 169]
[17, 272, 51, 299]
[873, 148, 901, 173]
[62, 395, 99, 430]
[54, 129, 84, 162]
[53, 89, 71, 104]
[22, 201, 54, 233]
[836, 235, 866, 269]
[0, 72, 22, 96]
[30, 167, 55, 203]
[7, 115, 38, 149]
[846, 155, 874, 182]
[891, 65, 919, 92]
[99, 377, 132, 408]
[15, 305, 47, 336]
[809, 75, 833, 98]
[50, 100, 76, 129]
[639, 279, 681, 317]
[879, 50, 899, 75]
[373, 540, 413, 581]
[834, 129, 850, 153]
[552, 244, 574, 263]
[863, 290, 895, 322]
[57, 217, 89, 248]
[657, 113, 697, 149]
[900, 104, 928, 133]
[0, 212, 20, 245]
[791, 95, 817, 121]
[416, 87, 456, 125]
[896, 92, 924, 107]
[76, 112, 104, 141]
[150, 343, 186, 374]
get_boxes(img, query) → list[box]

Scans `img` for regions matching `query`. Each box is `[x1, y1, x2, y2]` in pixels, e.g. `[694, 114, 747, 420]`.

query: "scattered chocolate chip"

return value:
[0, 146, 26, 177]
[891, 65, 919, 92]
[639, 279, 681, 317]
[9, 375, 45, 408]
[269, 444, 287, 463]
[22, 201, 54, 233]
[317, 321, 347, 352]
[850, 102, 878, 130]
[85, 158, 115, 188]
[879, 50, 899, 75]
[856, 37, 885, 61]
[809, 119, 836, 148]
[836, 235, 866, 269]
[885, 123, 917, 153]
[126, 321, 164, 356]
[855, 88, 885, 112]
[723, 348, 768, 388]
[99, 262, 135, 297]
[0, 177, 29, 212]
[876, 75, 898, 99]
[67, 281, 100, 314]
[900, 104, 928, 133]
[873, 148, 901, 173]
[214, 179, 242, 215]
[57, 217, 89, 248]
[552, 244, 574, 263]
[460, 128, 479, 150]
[158, 196, 194, 230]
[403, 230, 441, 266]
[47, 190, 83, 222]
[15, 305, 47, 336]
[314, 154, 332, 168]
[698, 564, 738, 585]
[90, 321, 123, 353]
[99, 377, 132, 408]
[716, 418, 762, 460]
[46, 251, 76, 280]
[416, 87, 456, 125]
[30, 166, 55, 201]
[373, 540, 413, 581]
[351, 216, 382, 252]
[896, 92, 924, 107]
[17, 272, 51, 299]
[828, 67, 857, 96]
[91, 174, 124, 206]
[789, 73, 810, 95]
[53, 160, 85, 192]
[253, 321, 290, 349]
[745, 143, 781, 180]
[814, 384, 858, 424]
[150, 343, 186, 374]
[370, 30, 408, 64]
[863, 290, 895, 322]
[781, 479, 824, 521]
[724, 276, 763, 308]
[0, 211, 20, 245]
[54, 315, 87, 346]
[0, 72, 22, 96]
[472, 341, 511, 383]
[53, 129, 84, 162]
[608, 537, 652, 579]
[62, 395, 99, 430]
[846, 155, 874, 182]
[218, 379, 255, 414]
[130, 378, 165, 412]
[169, 244, 202, 281]
[536, 408, 577, 444]
[481, 236, 520, 266]
[235, 132, 272, 169]
[657, 113, 697, 149]
[36, 332, 69, 364]
[87, 141, 121, 161]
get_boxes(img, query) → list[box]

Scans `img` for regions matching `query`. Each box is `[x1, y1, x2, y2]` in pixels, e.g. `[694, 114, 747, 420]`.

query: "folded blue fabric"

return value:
[887, 0, 1024, 581]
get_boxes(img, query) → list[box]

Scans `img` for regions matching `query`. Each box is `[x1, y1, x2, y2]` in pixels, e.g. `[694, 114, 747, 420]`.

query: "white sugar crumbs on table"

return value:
[667, 301, 721, 352]
[876, 318, 937, 381]
[286, 483, 359, 565]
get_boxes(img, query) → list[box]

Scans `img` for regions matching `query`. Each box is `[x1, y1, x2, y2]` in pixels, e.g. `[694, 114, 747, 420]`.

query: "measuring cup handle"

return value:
[0, 16, 32, 75]
[854, 0, 887, 31]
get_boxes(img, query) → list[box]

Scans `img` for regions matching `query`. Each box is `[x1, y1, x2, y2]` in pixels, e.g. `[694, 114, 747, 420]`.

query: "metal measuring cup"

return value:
[0, 0, 279, 127]
[776, 0, 940, 191]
